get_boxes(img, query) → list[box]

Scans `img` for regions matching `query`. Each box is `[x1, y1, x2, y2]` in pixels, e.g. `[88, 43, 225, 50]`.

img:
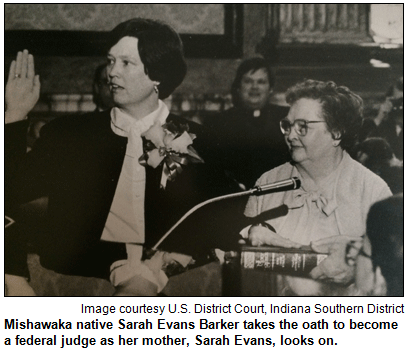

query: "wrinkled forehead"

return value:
[287, 98, 324, 121]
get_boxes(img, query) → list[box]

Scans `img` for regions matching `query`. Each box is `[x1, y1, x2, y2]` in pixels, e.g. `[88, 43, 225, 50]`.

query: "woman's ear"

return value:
[332, 130, 342, 146]
[152, 81, 160, 94]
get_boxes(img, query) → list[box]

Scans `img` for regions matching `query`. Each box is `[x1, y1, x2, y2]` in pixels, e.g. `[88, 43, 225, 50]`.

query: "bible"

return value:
[240, 245, 328, 275]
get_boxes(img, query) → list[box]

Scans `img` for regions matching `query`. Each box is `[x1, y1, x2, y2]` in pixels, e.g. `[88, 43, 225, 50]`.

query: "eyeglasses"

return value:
[280, 118, 326, 136]
[345, 239, 372, 266]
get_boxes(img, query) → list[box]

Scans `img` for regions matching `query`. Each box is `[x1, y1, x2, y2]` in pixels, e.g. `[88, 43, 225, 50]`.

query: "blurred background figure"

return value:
[354, 137, 403, 194]
[373, 96, 403, 160]
[356, 194, 403, 296]
[359, 77, 403, 160]
[207, 57, 290, 189]
[367, 194, 403, 296]
[374, 76, 403, 128]
[92, 63, 115, 112]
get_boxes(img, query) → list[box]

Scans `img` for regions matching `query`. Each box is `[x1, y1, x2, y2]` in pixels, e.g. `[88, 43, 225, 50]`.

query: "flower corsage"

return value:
[139, 116, 204, 188]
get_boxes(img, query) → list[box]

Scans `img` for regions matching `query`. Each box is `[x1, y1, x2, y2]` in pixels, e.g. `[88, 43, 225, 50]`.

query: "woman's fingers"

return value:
[249, 226, 302, 248]
[7, 60, 16, 82]
[12, 50, 31, 79]
[250, 237, 264, 246]
[27, 53, 35, 79]
[5, 51, 41, 123]
[311, 235, 361, 253]
[21, 50, 29, 78]
[269, 235, 302, 248]
[15, 51, 23, 77]
[33, 75, 41, 98]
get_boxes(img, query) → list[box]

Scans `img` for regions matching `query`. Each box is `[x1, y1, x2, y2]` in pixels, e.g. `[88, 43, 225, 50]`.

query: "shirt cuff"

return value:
[109, 259, 168, 293]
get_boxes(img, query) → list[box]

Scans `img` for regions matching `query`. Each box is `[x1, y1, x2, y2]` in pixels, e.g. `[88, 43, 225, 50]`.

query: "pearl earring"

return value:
[154, 85, 159, 94]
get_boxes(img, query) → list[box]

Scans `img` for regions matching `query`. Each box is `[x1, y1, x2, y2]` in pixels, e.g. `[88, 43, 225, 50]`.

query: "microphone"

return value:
[253, 177, 301, 194]
[152, 177, 301, 250]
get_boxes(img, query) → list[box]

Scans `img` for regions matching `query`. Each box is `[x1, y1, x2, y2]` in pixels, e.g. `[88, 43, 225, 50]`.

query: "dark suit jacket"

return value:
[5, 110, 246, 280]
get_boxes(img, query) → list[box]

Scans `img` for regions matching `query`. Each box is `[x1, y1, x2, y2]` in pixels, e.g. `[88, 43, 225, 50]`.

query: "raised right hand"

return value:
[5, 50, 41, 124]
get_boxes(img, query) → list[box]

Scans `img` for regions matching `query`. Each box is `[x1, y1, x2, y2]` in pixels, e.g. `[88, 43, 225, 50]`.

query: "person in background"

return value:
[243, 80, 392, 296]
[372, 97, 403, 160]
[207, 57, 290, 190]
[373, 77, 403, 129]
[354, 137, 403, 194]
[92, 63, 115, 112]
[5, 18, 240, 297]
[359, 76, 403, 145]
[355, 194, 403, 296]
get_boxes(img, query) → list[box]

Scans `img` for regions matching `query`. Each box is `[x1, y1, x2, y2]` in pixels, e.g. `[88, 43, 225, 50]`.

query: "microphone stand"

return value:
[152, 177, 300, 250]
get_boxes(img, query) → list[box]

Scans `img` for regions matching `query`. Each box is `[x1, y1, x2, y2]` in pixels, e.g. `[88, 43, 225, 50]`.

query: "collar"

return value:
[282, 153, 350, 216]
[110, 100, 169, 137]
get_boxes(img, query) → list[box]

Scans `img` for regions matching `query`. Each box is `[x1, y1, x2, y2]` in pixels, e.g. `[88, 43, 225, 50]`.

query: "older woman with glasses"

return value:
[243, 80, 392, 296]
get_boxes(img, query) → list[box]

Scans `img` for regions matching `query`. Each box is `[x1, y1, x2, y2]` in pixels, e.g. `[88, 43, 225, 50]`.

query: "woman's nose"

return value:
[286, 125, 298, 141]
[108, 62, 119, 78]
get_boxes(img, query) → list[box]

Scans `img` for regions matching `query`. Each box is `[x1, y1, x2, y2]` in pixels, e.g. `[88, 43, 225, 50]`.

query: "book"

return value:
[240, 245, 328, 275]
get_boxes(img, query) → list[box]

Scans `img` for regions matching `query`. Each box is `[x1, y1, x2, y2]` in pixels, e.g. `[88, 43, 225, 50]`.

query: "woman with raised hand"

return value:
[5, 19, 240, 296]
[5, 49, 40, 296]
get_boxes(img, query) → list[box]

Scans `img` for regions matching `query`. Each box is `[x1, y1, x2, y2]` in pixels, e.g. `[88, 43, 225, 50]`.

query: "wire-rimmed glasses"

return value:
[280, 118, 326, 136]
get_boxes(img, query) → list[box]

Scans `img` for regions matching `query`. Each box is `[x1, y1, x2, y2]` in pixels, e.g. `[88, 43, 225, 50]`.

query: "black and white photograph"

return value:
[4, 3, 403, 298]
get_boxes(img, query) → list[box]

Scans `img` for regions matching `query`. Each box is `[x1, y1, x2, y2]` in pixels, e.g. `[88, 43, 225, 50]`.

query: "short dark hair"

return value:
[107, 18, 187, 99]
[93, 63, 108, 85]
[93, 63, 108, 102]
[367, 195, 403, 296]
[231, 57, 275, 107]
[357, 137, 393, 162]
[286, 80, 363, 151]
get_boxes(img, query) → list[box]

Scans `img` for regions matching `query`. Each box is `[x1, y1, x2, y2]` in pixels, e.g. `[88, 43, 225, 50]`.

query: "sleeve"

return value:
[243, 164, 292, 229]
[5, 121, 29, 169]
[368, 174, 393, 207]
[4, 122, 29, 277]
[4, 218, 30, 277]
[6, 122, 57, 209]
[244, 193, 262, 218]
[5, 120, 56, 277]
[244, 172, 269, 218]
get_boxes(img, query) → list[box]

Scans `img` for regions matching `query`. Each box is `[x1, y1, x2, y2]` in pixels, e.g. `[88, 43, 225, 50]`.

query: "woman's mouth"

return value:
[110, 83, 124, 92]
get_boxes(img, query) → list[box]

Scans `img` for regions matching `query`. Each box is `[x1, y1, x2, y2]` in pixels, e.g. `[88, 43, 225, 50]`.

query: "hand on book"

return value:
[248, 224, 302, 248]
[309, 235, 362, 285]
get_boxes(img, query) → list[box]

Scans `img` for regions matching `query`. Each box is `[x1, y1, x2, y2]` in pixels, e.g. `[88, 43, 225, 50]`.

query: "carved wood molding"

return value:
[5, 4, 243, 58]
[268, 4, 372, 44]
